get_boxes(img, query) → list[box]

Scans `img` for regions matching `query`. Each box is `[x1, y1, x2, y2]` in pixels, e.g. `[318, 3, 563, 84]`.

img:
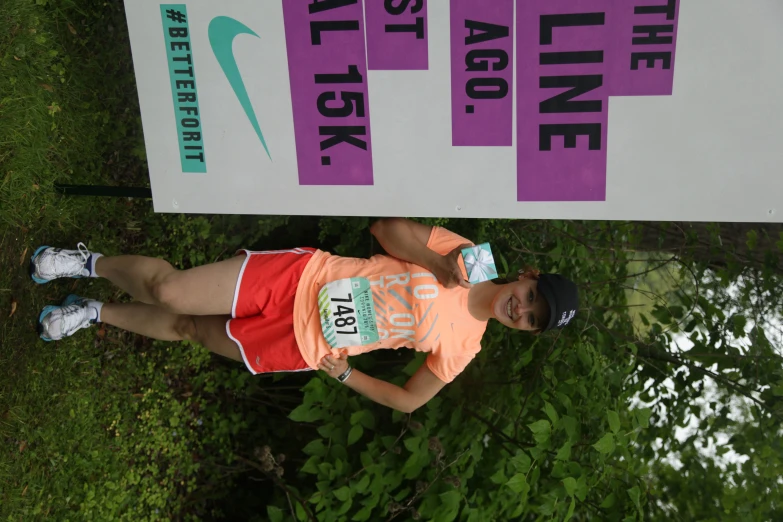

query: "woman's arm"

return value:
[370, 218, 471, 289]
[370, 218, 438, 268]
[319, 353, 446, 413]
[344, 364, 446, 413]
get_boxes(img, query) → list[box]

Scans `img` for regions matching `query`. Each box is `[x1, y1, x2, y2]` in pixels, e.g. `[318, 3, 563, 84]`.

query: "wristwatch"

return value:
[337, 366, 353, 383]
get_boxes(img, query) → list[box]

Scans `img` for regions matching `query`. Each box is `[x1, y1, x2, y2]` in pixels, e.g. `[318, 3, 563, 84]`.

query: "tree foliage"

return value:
[231, 218, 783, 521]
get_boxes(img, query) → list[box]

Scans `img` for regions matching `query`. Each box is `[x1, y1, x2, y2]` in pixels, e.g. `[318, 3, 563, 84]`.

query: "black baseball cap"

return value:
[537, 274, 579, 332]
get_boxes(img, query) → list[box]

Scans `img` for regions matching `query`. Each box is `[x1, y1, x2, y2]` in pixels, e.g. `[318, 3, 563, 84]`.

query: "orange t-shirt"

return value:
[293, 227, 488, 383]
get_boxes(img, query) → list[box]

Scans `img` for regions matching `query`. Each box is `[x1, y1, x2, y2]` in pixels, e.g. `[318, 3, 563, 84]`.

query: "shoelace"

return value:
[58, 303, 90, 336]
[50, 243, 91, 278]
[77, 242, 90, 264]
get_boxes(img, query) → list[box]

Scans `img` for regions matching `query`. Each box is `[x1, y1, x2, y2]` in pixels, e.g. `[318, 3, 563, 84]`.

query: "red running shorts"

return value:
[226, 248, 314, 374]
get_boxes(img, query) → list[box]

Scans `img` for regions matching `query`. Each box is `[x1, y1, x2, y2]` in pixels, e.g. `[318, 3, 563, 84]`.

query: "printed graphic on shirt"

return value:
[369, 270, 442, 344]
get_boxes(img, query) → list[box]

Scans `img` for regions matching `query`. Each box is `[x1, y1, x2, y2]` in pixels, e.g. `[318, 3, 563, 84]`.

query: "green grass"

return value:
[1, 0, 145, 230]
[0, 2, 303, 520]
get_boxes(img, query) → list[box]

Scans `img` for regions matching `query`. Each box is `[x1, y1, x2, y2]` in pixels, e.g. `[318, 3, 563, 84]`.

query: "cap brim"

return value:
[537, 278, 558, 332]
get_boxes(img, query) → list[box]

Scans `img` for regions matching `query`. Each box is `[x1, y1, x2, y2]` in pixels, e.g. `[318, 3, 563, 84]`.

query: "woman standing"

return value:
[31, 218, 578, 412]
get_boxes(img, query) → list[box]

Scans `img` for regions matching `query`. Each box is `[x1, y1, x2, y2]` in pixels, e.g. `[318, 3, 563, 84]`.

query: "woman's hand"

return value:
[369, 219, 473, 289]
[431, 244, 473, 289]
[317, 351, 350, 379]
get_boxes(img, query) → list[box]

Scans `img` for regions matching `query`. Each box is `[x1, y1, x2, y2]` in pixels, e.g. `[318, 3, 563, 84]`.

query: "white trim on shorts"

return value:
[263, 366, 314, 374]
[225, 319, 258, 375]
[231, 253, 252, 319]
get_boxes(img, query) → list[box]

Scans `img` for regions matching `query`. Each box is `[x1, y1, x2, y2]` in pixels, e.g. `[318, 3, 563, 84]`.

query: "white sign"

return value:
[124, 0, 783, 222]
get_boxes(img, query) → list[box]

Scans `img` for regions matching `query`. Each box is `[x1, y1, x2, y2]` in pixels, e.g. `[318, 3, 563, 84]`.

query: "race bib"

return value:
[318, 277, 380, 348]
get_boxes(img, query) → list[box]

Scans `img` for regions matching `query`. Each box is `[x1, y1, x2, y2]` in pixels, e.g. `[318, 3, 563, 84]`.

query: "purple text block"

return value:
[365, 0, 428, 70]
[517, 0, 610, 202]
[607, 0, 680, 96]
[283, 0, 374, 185]
[450, 0, 513, 147]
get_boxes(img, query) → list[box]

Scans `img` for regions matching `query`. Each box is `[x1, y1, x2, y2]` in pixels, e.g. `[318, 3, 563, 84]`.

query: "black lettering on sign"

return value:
[313, 65, 367, 166]
[631, 51, 672, 70]
[168, 27, 188, 38]
[383, 0, 425, 39]
[179, 106, 199, 116]
[175, 79, 195, 90]
[310, 20, 360, 45]
[385, 17, 424, 39]
[466, 49, 508, 72]
[319, 126, 368, 151]
[317, 91, 366, 118]
[635, 0, 677, 20]
[537, 12, 605, 153]
[178, 92, 197, 103]
[626, 2, 677, 73]
[539, 75, 603, 114]
[540, 51, 603, 65]
[173, 66, 194, 78]
[385, 0, 423, 15]
[632, 24, 674, 45]
[166, 9, 202, 159]
[308, 0, 360, 45]
[465, 19, 509, 45]
[309, 0, 357, 15]
[315, 64, 363, 84]
[462, 20, 510, 114]
[539, 13, 605, 45]
[184, 144, 204, 162]
[467, 78, 508, 100]
[540, 124, 602, 151]
[172, 54, 193, 65]
[305, 0, 366, 170]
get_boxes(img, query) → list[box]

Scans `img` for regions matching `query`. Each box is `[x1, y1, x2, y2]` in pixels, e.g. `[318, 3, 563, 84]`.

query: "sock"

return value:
[88, 253, 103, 278]
[85, 300, 104, 323]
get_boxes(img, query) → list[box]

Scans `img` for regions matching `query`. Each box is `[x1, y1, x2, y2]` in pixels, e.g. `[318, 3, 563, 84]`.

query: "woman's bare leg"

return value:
[94, 255, 245, 316]
[101, 302, 242, 362]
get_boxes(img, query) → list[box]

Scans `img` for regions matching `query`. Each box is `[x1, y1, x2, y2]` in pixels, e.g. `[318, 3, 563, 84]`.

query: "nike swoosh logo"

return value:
[208, 16, 271, 160]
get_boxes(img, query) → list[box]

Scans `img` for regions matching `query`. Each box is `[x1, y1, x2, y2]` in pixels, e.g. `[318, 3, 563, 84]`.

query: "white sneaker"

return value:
[30, 242, 93, 284]
[38, 295, 97, 342]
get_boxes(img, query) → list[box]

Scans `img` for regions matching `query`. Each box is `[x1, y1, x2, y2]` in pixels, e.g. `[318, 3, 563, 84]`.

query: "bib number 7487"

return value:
[319, 277, 379, 348]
